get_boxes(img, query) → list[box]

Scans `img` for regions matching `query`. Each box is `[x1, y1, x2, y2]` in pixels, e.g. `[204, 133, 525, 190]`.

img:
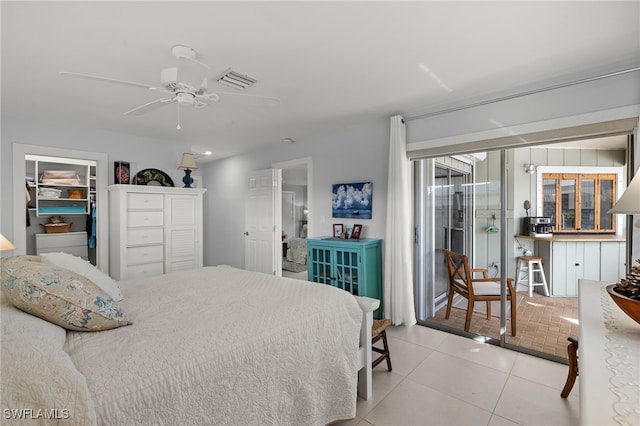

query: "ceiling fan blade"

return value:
[195, 93, 219, 103]
[215, 91, 281, 108]
[60, 71, 167, 92]
[176, 57, 209, 91]
[124, 98, 176, 116]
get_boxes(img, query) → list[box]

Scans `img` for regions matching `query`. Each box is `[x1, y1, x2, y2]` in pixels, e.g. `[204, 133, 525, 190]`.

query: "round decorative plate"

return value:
[134, 169, 174, 187]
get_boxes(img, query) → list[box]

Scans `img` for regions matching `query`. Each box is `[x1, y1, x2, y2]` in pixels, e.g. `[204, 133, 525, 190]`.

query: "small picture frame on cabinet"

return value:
[114, 161, 130, 184]
[333, 223, 344, 238]
[351, 224, 363, 240]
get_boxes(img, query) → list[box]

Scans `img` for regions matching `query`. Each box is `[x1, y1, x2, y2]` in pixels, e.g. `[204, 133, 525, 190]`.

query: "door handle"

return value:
[244, 232, 249, 236]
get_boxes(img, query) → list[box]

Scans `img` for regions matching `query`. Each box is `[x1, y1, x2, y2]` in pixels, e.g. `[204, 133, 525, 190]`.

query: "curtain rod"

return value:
[404, 66, 640, 122]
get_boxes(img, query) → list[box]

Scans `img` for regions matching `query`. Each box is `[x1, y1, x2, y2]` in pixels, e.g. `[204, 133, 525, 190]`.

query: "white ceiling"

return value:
[2, 1, 639, 160]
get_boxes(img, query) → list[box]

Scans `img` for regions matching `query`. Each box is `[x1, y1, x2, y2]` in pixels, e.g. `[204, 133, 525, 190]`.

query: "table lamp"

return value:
[606, 168, 640, 324]
[0, 234, 16, 254]
[178, 153, 198, 188]
[608, 168, 640, 215]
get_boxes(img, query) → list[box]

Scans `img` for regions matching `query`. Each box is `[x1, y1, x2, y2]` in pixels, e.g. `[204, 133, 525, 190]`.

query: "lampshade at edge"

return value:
[608, 168, 640, 214]
[0, 234, 16, 251]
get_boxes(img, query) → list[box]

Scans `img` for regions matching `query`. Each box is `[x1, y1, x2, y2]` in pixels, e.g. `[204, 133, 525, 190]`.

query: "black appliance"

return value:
[522, 217, 553, 237]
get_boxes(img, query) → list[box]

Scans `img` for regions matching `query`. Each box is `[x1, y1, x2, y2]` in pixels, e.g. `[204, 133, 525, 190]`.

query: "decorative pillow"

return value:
[40, 252, 123, 301]
[1, 256, 131, 331]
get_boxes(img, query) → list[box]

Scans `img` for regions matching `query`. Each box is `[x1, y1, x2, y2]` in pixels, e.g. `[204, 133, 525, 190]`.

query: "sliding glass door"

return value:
[414, 159, 473, 319]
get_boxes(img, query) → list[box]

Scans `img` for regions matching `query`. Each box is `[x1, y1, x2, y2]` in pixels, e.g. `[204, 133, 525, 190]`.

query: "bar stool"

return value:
[516, 256, 550, 297]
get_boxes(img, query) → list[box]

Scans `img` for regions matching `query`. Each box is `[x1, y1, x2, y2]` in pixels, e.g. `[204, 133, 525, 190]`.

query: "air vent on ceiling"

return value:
[216, 68, 257, 90]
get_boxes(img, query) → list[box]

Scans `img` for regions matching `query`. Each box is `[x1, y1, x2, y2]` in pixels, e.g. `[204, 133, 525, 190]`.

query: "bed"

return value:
[1, 255, 378, 425]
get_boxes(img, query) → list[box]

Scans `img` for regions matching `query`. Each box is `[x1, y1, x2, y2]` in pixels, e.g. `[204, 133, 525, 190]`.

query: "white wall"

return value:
[201, 118, 389, 268]
[406, 67, 640, 146]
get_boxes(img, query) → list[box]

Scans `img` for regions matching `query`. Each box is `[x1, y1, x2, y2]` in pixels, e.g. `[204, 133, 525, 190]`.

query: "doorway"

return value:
[433, 164, 473, 305]
[273, 157, 312, 279]
[282, 191, 296, 243]
[414, 158, 473, 319]
[11, 144, 108, 271]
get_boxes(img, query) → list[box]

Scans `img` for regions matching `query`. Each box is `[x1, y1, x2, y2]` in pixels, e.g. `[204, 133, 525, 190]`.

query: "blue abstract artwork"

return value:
[332, 182, 372, 219]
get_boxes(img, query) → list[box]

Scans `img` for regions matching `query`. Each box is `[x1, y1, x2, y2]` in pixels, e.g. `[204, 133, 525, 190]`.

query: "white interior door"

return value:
[245, 169, 282, 275]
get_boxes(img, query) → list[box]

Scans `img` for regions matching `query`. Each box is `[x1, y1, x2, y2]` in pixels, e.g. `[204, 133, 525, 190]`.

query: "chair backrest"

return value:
[444, 249, 474, 297]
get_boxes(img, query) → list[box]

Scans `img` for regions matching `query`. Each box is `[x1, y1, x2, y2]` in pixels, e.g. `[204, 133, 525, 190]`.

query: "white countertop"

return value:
[518, 234, 626, 242]
[578, 279, 640, 425]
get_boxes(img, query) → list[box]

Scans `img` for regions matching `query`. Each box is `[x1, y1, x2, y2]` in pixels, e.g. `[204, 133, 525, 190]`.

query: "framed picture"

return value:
[345, 227, 352, 239]
[333, 223, 344, 238]
[114, 161, 130, 184]
[332, 182, 372, 219]
[351, 224, 363, 240]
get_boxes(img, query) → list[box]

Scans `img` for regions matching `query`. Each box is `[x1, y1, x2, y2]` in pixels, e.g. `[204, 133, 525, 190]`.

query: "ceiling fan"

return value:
[60, 45, 280, 128]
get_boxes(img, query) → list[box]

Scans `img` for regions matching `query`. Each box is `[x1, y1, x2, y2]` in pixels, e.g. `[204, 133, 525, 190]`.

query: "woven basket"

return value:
[67, 189, 84, 199]
[41, 223, 72, 233]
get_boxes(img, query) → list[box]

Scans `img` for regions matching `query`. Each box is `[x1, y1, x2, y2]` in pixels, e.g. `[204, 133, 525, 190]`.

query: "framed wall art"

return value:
[114, 161, 130, 184]
[332, 182, 372, 219]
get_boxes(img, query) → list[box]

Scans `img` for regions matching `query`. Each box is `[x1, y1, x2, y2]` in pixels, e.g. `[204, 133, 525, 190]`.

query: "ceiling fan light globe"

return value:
[171, 45, 196, 60]
[176, 93, 195, 106]
[161, 67, 178, 90]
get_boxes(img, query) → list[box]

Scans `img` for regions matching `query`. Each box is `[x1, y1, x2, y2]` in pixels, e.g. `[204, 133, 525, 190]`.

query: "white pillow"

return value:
[40, 252, 123, 301]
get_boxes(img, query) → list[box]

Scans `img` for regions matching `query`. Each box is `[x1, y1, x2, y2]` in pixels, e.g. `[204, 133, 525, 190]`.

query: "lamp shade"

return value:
[608, 169, 640, 214]
[178, 153, 198, 170]
[0, 234, 16, 252]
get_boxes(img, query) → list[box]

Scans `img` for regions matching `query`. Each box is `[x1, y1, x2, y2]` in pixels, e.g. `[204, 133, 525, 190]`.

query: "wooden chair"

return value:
[371, 319, 392, 371]
[561, 337, 579, 398]
[444, 250, 517, 336]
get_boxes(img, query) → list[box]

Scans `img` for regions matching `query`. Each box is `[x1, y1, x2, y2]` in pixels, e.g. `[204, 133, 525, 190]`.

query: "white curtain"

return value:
[384, 115, 416, 326]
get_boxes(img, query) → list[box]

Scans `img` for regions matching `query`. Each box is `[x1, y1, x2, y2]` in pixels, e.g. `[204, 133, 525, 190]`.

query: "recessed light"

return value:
[282, 138, 295, 144]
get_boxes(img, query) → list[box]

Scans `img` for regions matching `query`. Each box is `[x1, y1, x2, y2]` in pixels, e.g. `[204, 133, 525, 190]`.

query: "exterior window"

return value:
[542, 173, 617, 233]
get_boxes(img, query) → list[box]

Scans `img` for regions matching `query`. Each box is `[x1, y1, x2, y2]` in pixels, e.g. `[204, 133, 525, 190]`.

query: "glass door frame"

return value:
[414, 151, 510, 347]
[414, 158, 474, 321]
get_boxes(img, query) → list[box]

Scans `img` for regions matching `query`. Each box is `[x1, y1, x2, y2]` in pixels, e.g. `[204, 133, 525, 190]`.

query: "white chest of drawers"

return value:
[36, 231, 89, 260]
[108, 185, 206, 281]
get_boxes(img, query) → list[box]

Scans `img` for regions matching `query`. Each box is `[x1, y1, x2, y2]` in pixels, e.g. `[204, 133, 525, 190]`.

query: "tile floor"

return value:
[336, 325, 580, 426]
[426, 292, 579, 358]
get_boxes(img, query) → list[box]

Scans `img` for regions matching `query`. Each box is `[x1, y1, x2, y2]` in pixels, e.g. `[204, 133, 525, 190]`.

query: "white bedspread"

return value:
[64, 265, 362, 425]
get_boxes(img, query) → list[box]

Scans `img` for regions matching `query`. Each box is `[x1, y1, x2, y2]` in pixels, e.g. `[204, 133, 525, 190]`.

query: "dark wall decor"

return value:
[114, 161, 130, 184]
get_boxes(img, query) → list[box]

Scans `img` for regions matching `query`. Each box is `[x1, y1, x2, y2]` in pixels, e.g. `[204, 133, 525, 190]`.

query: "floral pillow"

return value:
[1, 256, 131, 331]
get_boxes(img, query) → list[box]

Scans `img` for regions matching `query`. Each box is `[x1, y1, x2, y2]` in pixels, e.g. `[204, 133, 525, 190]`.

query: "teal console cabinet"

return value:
[307, 237, 382, 318]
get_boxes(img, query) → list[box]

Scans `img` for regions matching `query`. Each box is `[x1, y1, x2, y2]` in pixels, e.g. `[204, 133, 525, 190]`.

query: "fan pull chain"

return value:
[176, 105, 182, 130]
